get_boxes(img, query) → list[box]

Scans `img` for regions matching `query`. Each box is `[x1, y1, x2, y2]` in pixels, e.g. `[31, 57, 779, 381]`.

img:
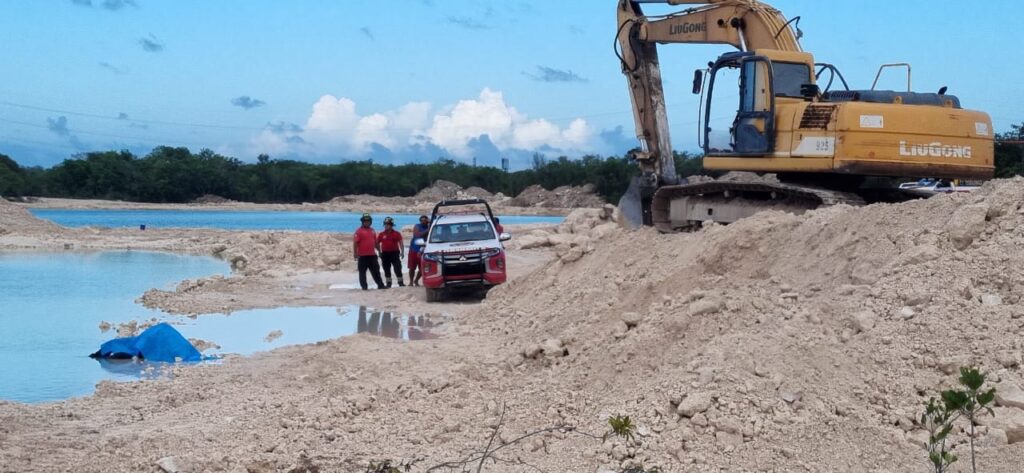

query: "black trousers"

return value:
[357, 255, 385, 290]
[380, 251, 404, 286]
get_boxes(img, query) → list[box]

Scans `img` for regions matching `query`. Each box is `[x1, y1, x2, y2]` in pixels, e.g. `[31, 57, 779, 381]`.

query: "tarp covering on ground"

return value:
[89, 323, 201, 363]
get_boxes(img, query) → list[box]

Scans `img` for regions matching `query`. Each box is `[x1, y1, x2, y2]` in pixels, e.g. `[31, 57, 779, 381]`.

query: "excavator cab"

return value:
[702, 50, 817, 157]
[704, 52, 776, 155]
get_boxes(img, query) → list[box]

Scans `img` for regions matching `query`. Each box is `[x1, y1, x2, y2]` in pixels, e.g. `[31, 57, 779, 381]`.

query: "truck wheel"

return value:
[426, 288, 444, 303]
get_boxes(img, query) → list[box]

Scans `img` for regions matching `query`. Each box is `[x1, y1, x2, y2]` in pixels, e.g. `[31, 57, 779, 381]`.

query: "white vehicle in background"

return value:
[898, 178, 980, 197]
[414, 199, 511, 302]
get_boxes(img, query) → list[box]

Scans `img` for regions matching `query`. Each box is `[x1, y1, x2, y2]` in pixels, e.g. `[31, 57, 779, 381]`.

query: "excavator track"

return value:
[651, 181, 865, 232]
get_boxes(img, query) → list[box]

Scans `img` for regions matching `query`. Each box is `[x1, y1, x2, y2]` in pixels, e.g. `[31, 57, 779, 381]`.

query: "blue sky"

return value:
[0, 0, 1020, 168]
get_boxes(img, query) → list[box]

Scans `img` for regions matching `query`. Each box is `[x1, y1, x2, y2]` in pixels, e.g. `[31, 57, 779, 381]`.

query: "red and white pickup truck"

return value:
[414, 199, 511, 302]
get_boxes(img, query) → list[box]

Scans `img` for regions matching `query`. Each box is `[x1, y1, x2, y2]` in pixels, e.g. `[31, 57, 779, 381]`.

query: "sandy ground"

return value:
[4, 183, 1024, 472]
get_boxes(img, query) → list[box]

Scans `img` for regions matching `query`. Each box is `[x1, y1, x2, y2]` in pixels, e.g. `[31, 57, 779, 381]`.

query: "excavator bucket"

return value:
[617, 176, 651, 229]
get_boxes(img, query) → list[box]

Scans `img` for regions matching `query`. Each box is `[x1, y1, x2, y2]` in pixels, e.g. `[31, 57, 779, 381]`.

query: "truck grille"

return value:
[440, 251, 487, 277]
[799, 105, 835, 129]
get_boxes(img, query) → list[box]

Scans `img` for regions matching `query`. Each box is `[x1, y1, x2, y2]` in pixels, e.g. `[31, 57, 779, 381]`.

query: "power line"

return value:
[0, 100, 261, 131]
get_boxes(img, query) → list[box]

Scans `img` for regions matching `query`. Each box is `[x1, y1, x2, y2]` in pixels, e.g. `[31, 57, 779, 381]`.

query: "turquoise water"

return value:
[0, 251, 438, 403]
[0, 251, 229, 403]
[29, 209, 563, 232]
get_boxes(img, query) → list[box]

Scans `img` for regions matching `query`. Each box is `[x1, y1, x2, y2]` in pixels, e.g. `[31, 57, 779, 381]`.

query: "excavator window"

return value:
[772, 62, 812, 98]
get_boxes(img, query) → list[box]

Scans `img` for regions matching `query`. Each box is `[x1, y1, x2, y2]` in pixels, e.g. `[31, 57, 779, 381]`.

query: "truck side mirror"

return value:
[499, 232, 511, 242]
[413, 238, 426, 247]
[692, 69, 703, 95]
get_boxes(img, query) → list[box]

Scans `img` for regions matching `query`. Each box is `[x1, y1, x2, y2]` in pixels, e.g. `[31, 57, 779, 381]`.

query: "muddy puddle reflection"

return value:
[356, 306, 439, 341]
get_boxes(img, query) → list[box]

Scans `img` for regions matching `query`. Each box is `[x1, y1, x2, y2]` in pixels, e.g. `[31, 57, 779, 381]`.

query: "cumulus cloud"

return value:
[231, 96, 266, 110]
[425, 89, 592, 156]
[248, 88, 594, 164]
[139, 34, 164, 52]
[526, 66, 587, 83]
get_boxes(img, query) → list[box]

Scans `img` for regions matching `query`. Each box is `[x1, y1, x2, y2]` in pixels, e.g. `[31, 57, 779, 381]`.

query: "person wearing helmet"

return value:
[353, 213, 385, 290]
[375, 216, 405, 287]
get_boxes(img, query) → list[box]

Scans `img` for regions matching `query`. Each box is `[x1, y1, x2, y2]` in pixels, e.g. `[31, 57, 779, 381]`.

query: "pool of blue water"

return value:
[29, 209, 563, 232]
[0, 251, 434, 404]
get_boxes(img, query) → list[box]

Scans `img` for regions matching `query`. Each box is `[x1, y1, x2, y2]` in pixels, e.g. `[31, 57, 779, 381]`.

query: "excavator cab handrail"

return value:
[871, 63, 911, 92]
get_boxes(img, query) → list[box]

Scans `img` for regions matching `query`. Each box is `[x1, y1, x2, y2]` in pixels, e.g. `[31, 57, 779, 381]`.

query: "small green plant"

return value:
[922, 397, 957, 473]
[921, 366, 997, 473]
[607, 414, 636, 443]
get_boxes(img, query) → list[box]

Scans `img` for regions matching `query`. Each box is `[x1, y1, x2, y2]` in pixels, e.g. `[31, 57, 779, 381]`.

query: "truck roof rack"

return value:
[430, 199, 495, 222]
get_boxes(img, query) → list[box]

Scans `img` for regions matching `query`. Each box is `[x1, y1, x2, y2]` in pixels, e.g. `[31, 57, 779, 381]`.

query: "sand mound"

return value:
[479, 177, 1024, 470]
[192, 194, 235, 204]
[509, 183, 604, 208]
[462, 186, 493, 199]
[0, 198, 61, 234]
[415, 179, 464, 201]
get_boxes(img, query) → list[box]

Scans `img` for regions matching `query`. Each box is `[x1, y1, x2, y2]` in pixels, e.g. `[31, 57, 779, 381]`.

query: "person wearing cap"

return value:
[375, 216, 405, 287]
[353, 213, 385, 290]
[492, 217, 504, 235]
[408, 215, 430, 286]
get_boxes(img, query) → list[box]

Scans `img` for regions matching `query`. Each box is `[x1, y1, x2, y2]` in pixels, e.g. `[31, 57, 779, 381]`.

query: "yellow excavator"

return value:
[616, 0, 994, 230]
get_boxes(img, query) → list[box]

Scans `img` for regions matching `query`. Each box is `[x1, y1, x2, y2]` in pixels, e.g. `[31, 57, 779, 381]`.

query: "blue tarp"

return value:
[90, 323, 201, 363]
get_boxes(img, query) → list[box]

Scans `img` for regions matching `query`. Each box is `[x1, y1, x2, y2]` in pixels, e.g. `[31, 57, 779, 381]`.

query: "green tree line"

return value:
[0, 146, 706, 204]
[3, 121, 1021, 204]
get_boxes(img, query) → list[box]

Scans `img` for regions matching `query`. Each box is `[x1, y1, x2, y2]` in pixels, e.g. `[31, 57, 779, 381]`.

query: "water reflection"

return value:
[356, 306, 439, 340]
[95, 358, 174, 379]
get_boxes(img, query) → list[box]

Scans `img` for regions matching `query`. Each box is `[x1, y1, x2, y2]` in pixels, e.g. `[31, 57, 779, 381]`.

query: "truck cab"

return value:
[414, 199, 511, 302]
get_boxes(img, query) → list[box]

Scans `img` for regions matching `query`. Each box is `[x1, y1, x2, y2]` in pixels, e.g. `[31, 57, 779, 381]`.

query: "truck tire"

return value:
[426, 288, 445, 303]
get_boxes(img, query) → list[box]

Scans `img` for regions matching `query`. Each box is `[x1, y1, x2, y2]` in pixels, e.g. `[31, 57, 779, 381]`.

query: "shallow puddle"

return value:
[171, 305, 440, 357]
[0, 250, 441, 403]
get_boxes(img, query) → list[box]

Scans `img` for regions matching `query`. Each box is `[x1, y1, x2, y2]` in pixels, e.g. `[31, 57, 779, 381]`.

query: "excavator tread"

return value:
[651, 180, 866, 232]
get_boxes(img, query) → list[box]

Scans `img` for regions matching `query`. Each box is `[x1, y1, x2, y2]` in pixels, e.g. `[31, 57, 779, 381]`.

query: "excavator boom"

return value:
[616, 0, 804, 225]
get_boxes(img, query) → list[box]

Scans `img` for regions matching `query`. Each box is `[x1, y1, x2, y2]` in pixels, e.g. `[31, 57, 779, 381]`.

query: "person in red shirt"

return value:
[353, 213, 385, 290]
[492, 217, 504, 235]
[375, 216, 405, 287]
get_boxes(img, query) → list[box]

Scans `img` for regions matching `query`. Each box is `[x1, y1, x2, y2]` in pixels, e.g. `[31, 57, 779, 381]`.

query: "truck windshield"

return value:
[429, 222, 495, 243]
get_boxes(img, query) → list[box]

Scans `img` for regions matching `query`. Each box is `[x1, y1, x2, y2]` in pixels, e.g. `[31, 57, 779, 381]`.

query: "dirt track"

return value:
[3, 183, 1024, 472]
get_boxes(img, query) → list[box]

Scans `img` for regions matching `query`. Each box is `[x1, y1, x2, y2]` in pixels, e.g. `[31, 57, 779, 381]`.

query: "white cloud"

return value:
[252, 88, 595, 160]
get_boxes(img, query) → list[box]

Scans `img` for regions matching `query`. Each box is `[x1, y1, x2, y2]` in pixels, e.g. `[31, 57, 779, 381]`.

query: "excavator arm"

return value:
[615, 0, 803, 225]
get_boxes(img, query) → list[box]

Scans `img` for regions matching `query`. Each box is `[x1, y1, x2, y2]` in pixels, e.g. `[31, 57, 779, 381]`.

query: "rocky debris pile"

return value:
[0, 198, 61, 234]
[511, 204, 621, 263]
[414, 180, 465, 201]
[481, 177, 1024, 471]
[715, 170, 781, 183]
[192, 194, 235, 204]
[509, 183, 605, 208]
[462, 186, 494, 199]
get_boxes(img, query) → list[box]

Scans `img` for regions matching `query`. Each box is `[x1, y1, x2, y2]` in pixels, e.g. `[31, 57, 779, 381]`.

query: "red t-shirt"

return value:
[354, 227, 377, 256]
[376, 229, 403, 252]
